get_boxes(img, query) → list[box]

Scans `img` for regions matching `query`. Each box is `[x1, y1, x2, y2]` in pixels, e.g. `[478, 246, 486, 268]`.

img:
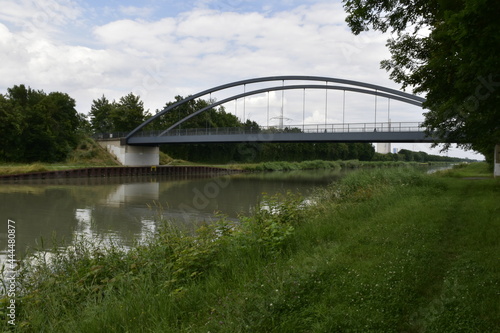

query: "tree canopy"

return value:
[343, 0, 500, 160]
[89, 93, 150, 133]
[0, 85, 82, 162]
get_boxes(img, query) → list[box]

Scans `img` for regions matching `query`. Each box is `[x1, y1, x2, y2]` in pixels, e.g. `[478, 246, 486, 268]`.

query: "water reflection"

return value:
[0, 170, 343, 264]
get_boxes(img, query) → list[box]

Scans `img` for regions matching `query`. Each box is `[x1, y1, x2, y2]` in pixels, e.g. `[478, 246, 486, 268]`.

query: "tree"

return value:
[89, 93, 150, 134]
[1, 85, 80, 162]
[0, 94, 23, 161]
[89, 95, 114, 133]
[37, 91, 80, 160]
[77, 113, 92, 135]
[343, 0, 500, 160]
[110, 93, 149, 132]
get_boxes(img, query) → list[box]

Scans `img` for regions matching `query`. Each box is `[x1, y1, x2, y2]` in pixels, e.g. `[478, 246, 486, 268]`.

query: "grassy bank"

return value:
[434, 161, 493, 178]
[227, 159, 432, 171]
[0, 138, 120, 176]
[1, 136, 450, 176]
[2, 164, 498, 332]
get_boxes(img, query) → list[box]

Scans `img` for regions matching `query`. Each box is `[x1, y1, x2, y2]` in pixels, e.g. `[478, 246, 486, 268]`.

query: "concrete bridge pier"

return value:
[98, 139, 159, 166]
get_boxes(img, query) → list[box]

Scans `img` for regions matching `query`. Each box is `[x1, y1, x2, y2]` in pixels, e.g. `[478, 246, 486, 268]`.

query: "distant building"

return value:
[377, 143, 391, 154]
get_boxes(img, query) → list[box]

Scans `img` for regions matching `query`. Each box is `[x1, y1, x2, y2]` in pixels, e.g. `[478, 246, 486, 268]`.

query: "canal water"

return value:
[0, 169, 344, 263]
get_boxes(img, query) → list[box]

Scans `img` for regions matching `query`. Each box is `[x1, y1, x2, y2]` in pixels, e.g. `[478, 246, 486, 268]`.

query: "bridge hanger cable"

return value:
[343, 90, 346, 127]
[325, 81, 328, 127]
[303, 88, 306, 132]
[281, 80, 284, 127]
[267, 91, 270, 128]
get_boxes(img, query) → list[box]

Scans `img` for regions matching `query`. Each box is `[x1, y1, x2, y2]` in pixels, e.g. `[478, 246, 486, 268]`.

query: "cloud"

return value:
[0, 0, 79, 25]
[119, 6, 155, 18]
[0, 1, 408, 124]
[0, 0, 482, 159]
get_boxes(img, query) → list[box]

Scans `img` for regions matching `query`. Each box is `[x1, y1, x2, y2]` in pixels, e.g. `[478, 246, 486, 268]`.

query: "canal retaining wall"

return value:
[0, 166, 243, 182]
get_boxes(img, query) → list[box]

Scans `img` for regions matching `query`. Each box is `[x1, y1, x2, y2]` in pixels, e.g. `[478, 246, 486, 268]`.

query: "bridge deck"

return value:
[125, 122, 436, 145]
[128, 131, 434, 145]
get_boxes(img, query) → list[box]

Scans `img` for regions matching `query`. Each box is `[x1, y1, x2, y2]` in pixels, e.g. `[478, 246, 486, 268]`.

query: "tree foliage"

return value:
[89, 93, 150, 133]
[372, 148, 467, 163]
[343, 0, 500, 159]
[89, 95, 114, 133]
[0, 85, 81, 162]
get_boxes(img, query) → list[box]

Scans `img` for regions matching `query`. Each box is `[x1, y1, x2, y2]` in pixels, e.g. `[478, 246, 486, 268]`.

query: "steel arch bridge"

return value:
[125, 75, 435, 145]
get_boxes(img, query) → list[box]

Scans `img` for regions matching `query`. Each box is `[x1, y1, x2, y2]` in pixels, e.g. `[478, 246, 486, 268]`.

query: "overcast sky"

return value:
[0, 0, 483, 159]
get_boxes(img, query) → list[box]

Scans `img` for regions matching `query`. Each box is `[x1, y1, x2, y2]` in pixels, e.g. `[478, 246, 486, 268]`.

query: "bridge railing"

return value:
[92, 132, 129, 140]
[94, 122, 425, 140]
[128, 122, 425, 138]
[288, 122, 424, 134]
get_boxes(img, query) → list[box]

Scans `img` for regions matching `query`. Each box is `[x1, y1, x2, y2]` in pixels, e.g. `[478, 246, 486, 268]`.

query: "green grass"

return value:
[2, 164, 498, 332]
[228, 159, 426, 171]
[0, 163, 50, 175]
[65, 137, 120, 166]
[435, 161, 492, 178]
[0, 138, 120, 176]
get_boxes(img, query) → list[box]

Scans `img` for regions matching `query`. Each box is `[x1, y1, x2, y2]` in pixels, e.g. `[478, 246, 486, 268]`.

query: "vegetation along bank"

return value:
[1, 163, 498, 332]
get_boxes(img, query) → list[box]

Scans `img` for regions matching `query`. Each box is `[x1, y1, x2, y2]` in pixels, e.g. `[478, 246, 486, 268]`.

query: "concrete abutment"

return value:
[98, 139, 159, 166]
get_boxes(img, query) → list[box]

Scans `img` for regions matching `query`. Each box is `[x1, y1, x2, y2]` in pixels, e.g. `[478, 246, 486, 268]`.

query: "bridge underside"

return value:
[127, 131, 436, 145]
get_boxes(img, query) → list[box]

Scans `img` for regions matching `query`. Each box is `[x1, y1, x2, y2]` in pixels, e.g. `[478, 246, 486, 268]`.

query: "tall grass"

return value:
[0, 163, 49, 175]
[2, 165, 498, 332]
[65, 137, 120, 166]
[435, 161, 492, 178]
[238, 159, 342, 171]
[235, 159, 425, 172]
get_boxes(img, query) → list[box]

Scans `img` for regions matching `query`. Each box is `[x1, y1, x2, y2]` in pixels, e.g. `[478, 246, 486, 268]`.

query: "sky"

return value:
[0, 0, 484, 160]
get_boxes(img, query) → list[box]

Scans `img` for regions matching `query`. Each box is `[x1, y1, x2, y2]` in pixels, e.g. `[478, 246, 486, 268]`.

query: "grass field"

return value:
[1, 163, 498, 332]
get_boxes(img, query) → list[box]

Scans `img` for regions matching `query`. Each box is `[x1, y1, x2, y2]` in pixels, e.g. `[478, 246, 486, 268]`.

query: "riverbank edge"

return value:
[0, 159, 453, 180]
[0, 165, 244, 181]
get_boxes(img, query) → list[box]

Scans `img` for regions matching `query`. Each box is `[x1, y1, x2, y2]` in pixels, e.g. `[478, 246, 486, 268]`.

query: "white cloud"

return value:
[119, 6, 155, 18]
[0, 1, 412, 115]
[0, 0, 76, 25]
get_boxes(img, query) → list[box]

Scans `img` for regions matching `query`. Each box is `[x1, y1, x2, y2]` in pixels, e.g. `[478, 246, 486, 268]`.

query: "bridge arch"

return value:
[126, 75, 425, 143]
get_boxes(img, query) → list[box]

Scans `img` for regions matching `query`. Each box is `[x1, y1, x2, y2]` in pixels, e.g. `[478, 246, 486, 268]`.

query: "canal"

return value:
[0, 169, 344, 262]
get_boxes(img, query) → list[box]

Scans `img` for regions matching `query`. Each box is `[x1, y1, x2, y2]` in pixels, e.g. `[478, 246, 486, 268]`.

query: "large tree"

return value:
[89, 95, 114, 133]
[0, 94, 23, 161]
[1, 85, 80, 162]
[89, 93, 150, 133]
[343, 0, 500, 160]
[111, 93, 149, 132]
